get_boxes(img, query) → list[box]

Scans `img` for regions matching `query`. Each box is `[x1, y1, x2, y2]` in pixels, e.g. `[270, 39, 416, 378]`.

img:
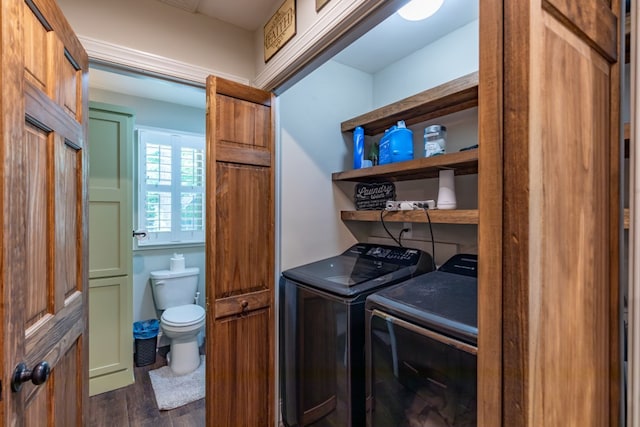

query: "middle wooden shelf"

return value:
[332, 148, 478, 182]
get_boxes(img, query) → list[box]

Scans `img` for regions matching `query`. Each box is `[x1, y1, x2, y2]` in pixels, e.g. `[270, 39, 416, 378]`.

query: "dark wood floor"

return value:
[88, 349, 205, 427]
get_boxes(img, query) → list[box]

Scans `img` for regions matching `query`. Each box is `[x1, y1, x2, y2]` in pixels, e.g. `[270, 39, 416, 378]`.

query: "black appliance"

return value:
[280, 243, 434, 427]
[365, 254, 478, 427]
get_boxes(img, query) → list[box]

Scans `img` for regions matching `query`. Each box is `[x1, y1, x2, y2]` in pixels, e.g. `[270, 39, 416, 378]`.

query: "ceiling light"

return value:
[398, 0, 444, 21]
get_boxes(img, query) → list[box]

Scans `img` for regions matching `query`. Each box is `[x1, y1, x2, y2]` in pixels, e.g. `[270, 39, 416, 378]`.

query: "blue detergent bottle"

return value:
[388, 120, 413, 163]
[353, 126, 365, 169]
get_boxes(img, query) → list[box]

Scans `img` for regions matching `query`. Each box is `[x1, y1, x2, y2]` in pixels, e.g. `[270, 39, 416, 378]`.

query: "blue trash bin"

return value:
[133, 319, 159, 367]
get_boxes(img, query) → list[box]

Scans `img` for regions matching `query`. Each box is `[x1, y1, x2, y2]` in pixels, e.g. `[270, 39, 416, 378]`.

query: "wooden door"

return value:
[205, 77, 275, 426]
[88, 103, 134, 396]
[0, 0, 89, 424]
[478, 0, 621, 426]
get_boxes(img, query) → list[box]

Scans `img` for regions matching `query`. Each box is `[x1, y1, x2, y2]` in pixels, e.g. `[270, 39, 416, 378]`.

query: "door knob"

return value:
[12, 361, 51, 392]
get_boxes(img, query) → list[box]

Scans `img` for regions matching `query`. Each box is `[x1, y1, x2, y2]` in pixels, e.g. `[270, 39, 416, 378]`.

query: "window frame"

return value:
[135, 125, 205, 248]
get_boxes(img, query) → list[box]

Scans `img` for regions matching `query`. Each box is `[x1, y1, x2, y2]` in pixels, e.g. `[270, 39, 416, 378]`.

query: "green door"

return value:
[88, 102, 135, 395]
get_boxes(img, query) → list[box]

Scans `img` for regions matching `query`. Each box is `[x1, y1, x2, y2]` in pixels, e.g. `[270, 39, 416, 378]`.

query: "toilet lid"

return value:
[162, 304, 205, 327]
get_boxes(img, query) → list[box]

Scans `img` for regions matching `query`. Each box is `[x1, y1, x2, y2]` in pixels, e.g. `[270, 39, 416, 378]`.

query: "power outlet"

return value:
[402, 222, 413, 239]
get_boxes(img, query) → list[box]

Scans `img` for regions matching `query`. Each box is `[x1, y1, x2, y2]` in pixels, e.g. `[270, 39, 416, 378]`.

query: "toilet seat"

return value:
[161, 304, 205, 327]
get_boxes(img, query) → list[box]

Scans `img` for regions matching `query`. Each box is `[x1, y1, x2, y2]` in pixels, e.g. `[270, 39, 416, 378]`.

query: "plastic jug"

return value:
[379, 121, 413, 165]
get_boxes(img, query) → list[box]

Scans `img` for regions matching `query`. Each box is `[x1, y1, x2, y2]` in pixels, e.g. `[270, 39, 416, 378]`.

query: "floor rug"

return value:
[148, 355, 205, 410]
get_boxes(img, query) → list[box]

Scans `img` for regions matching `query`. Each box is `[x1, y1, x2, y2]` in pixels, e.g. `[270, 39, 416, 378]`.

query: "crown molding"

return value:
[79, 36, 250, 86]
[252, 0, 395, 92]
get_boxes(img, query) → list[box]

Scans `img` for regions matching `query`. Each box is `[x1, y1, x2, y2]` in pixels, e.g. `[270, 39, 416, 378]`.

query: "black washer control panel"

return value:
[345, 243, 424, 266]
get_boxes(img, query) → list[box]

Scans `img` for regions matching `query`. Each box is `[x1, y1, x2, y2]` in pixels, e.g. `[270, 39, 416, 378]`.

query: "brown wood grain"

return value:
[214, 289, 271, 319]
[331, 149, 478, 182]
[341, 72, 478, 135]
[341, 209, 479, 224]
[543, 0, 618, 62]
[503, 0, 532, 424]
[211, 309, 272, 427]
[477, 0, 504, 425]
[500, 0, 621, 425]
[607, 3, 622, 426]
[3, 0, 89, 424]
[206, 76, 275, 426]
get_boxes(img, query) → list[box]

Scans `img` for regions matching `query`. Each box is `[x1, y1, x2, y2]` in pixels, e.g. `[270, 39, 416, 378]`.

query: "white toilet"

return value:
[150, 267, 205, 375]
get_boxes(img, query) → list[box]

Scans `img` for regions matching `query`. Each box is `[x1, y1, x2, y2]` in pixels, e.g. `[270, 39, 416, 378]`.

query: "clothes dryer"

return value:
[365, 254, 478, 427]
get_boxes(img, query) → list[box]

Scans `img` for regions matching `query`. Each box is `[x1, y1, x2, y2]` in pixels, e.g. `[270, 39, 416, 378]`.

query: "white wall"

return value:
[372, 19, 479, 107]
[90, 88, 205, 134]
[278, 60, 373, 270]
[58, 0, 255, 82]
[277, 16, 480, 268]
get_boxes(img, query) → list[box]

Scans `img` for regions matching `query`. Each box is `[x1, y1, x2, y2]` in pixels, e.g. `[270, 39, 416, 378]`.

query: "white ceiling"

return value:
[156, 0, 282, 31]
[333, 0, 478, 74]
[89, 0, 478, 107]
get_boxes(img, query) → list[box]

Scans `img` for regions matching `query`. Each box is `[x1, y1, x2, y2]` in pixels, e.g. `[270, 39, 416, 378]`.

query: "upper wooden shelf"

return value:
[332, 149, 478, 182]
[625, 122, 631, 158]
[340, 72, 479, 135]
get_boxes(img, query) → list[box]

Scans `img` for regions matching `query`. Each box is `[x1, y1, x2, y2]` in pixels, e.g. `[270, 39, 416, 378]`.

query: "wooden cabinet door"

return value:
[1, 0, 89, 424]
[205, 77, 275, 426]
[479, 0, 622, 426]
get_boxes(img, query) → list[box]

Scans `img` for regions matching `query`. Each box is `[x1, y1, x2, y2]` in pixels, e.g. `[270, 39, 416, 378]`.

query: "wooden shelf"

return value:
[625, 122, 631, 158]
[625, 208, 629, 230]
[341, 72, 479, 135]
[626, 12, 630, 64]
[332, 149, 478, 182]
[341, 209, 479, 225]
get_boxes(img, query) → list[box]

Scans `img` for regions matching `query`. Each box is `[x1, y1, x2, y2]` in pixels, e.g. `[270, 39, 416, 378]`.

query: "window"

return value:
[137, 126, 205, 246]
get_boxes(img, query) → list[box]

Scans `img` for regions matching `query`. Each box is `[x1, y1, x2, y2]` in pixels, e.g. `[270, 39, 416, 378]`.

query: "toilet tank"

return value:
[150, 267, 200, 310]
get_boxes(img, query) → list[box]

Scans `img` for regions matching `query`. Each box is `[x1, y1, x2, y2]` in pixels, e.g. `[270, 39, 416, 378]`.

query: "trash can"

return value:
[133, 319, 159, 367]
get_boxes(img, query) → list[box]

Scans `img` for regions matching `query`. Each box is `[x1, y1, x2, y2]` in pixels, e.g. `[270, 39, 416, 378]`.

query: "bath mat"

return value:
[148, 355, 205, 410]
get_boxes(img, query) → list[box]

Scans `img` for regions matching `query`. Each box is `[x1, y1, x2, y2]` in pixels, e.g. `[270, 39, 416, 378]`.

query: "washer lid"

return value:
[162, 304, 205, 327]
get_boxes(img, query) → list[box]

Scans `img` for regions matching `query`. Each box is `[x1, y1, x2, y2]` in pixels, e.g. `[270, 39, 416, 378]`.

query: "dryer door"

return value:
[367, 309, 477, 427]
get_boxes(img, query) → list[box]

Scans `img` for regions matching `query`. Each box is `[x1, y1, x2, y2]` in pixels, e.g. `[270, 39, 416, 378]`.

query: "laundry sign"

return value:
[264, 0, 296, 62]
[354, 182, 396, 211]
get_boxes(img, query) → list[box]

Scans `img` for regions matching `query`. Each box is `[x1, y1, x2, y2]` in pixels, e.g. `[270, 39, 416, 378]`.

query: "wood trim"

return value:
[340, 209, 478, 224]
[216, 78, 271, 106]
[477, 0, 504, 425]
[25, 81, 83, 145]
[607, 2, 622, 426]
[214, 289, 271, 319]
[216, 143, 271, 167]
[543, 0, 618, 62]
[502, 0, 531, 424]
[629, 5, 640, 424]
[2, 0, 25, 422]
[340, 72, 479, 135]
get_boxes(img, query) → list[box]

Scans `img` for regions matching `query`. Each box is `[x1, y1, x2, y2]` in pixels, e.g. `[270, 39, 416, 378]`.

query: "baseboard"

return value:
[89, 368, 134, 397]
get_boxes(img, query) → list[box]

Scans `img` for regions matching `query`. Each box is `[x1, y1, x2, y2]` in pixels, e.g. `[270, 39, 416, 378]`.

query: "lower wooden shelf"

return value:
[341, 209, 479, 224]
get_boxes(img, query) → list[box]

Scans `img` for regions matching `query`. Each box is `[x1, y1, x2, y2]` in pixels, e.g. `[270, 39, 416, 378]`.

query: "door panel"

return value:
[480, 0, 622, 425]
[2, 0, 89, 424]
[212, 309, 272, 426]
[206, 76, 275, 426]
[215, 163, 272, 298]
[88, 103, 134, 395]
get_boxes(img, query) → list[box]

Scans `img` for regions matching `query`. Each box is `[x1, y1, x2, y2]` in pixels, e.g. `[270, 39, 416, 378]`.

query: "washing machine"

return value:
[280, 243, 434, 427]
[365, 254, 478, 427]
